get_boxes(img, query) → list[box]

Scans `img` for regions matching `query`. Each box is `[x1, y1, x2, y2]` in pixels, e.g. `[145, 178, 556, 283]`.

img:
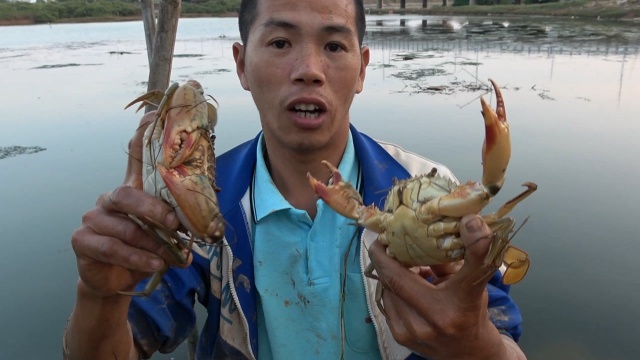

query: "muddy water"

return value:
[0, 15, 638, 359]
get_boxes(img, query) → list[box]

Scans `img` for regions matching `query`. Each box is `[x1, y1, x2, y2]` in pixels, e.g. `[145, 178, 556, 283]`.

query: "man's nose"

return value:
[291, 46, 326, 86]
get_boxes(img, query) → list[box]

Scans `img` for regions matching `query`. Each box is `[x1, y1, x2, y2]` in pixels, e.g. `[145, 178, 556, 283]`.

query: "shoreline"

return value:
[0, 1, 637, 26]
[0, 13, 238, 27]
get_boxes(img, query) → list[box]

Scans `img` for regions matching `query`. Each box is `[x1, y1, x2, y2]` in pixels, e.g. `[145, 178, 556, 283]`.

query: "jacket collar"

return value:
[215, 125, 411, 215]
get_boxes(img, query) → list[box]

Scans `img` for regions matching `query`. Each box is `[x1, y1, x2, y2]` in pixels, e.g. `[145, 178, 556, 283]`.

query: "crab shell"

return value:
[128, 80, 225, 244]
[375, 173, 470, 266]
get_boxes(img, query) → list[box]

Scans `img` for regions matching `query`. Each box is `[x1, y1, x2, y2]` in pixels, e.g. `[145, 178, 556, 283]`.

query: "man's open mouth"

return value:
[293, 103, 323, 119]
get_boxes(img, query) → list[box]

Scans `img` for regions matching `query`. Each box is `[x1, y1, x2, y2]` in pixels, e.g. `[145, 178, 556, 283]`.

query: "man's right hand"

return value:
[70, 112, 192, 297]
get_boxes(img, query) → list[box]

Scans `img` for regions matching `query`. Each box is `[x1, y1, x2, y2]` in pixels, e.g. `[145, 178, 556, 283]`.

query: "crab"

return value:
[121, 80, 225, 296]
[308, 79, 536, 289]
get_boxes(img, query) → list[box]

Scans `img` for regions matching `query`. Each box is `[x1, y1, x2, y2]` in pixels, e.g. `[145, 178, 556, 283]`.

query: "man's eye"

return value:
[326, 43, 343, 52]
[272, 40, 288, 49]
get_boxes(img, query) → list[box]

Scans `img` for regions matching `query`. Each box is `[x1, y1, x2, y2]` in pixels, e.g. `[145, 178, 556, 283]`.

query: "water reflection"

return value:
[364, 15, 638, 105]
[366, 15, 640, 56]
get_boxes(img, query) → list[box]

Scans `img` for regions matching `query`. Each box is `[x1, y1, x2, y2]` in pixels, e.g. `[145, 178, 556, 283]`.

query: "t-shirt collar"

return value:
[252, 131, 358, 223]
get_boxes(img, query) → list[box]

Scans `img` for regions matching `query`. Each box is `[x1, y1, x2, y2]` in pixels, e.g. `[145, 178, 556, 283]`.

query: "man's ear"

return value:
[356, 46, 370, 94]
[233, 42, 250, 91]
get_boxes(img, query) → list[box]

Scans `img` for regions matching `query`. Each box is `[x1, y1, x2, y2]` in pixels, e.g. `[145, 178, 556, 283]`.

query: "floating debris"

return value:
[392, 67, 449, 81]
[32, 63, 102, 69]
[393, 52, 439, 61]
[191, 69, 232, 76]
[109, 51, 134, 55]
[174, 54, 205, 58]
[0, 146, 46, 160]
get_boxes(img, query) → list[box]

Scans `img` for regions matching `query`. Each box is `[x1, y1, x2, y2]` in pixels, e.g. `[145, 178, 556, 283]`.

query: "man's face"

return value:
[233, 0, 369, 156]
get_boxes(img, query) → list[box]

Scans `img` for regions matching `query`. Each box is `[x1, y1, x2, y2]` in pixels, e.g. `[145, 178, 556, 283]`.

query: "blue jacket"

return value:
[129, 125, 522, 360]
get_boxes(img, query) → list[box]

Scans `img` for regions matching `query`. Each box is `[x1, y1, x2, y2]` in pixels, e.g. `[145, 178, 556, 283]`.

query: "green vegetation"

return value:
[0, 0, 240, 25]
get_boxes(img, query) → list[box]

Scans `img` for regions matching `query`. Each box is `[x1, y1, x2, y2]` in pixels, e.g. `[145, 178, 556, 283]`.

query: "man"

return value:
[65, 0, 527, 359]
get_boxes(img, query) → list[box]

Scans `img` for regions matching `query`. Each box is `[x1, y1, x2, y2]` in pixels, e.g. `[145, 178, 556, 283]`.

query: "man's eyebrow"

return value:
[262, 19, 299, 31]
[262, 19, 355, 37]
[322, 24, 355, 37]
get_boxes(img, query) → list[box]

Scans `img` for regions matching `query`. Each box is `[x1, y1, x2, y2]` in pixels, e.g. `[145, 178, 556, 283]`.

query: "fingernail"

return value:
[465, 216, 483, 232]
[149, 258, 164, 271]
[164, 212, 178, 228]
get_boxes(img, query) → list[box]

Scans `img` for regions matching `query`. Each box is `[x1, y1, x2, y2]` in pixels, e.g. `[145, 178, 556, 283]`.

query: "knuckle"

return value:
[436, 317, 468, 339]
[109, 186, 130, 208]
[81, 207, 98, 224]
[392, 327, 412, 347]
[404, 320, 432, 342]
[95, 191, 110, 207]
[97, 238, 118, 260]
[70, 227, 88, 253]
[121, 220, 145, 245]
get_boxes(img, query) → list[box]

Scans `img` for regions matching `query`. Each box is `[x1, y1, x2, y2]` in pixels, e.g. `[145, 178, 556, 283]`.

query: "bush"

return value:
[182, 0, 240, 15]
[0, 0, 141, 23]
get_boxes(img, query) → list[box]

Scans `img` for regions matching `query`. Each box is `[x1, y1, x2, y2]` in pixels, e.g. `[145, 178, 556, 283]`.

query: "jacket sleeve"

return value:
[128, 249, 211, 358]
[486, 269, 523, 341]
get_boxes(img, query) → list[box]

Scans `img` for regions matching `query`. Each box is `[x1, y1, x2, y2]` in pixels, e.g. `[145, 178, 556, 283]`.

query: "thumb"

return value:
[124, 111, 156, 189]
[459, 214, 493, 267]
[448, 214, 496, 293]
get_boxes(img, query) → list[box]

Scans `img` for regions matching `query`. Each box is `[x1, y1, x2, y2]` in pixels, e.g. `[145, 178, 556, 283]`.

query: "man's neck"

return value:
[263, 139, 347, 219]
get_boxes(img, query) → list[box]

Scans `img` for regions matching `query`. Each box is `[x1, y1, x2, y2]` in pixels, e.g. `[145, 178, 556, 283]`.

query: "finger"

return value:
[447, 214, 496, 295]
[381, 290, 415, 344]
[429, 259, 463, 280]
[97, 186, 179, 230]
[124, 111, 156, 189]
[72, 225, 165, 273]
[415, 266, 434, 279]
[368, 240, 438, 309]
[83, 204, 187, 267]
[381, 286, 438, 355]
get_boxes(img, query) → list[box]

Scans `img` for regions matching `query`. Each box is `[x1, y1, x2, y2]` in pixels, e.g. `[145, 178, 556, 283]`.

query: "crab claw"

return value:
[161, 81, 214, 168]
[480, 78, 511, 197]
[159, 164, 225, 243]
[307, 160, 363, 221]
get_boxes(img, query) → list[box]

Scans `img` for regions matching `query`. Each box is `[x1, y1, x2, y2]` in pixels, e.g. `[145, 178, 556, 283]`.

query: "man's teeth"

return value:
[294, 104, 319, 111]
[294, 103, 320, 118]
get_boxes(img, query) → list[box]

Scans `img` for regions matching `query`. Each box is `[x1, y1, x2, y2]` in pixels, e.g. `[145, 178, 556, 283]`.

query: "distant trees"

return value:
[0, 0, 240, 24]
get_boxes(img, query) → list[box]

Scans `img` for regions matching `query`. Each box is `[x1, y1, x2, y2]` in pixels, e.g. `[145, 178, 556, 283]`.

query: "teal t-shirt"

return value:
[251, 132, 381, 359]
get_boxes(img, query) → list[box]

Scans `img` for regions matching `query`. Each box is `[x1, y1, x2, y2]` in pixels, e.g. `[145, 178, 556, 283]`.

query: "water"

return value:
[1, 16, 638, 359]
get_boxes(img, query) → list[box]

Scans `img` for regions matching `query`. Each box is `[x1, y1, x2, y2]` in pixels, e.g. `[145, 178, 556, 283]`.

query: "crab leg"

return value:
[490, 182, 538, 220]
[308, 161, 363, 220]
[502, 246, 530, 285]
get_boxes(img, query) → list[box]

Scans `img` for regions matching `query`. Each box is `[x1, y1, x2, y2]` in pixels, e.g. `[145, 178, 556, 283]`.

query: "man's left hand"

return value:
[368, 214, 526, 360]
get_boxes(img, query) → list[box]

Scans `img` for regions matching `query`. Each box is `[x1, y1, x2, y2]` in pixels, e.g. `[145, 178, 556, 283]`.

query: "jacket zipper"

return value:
[224, 240, 257, 360]
[360, 230, 387, 359]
